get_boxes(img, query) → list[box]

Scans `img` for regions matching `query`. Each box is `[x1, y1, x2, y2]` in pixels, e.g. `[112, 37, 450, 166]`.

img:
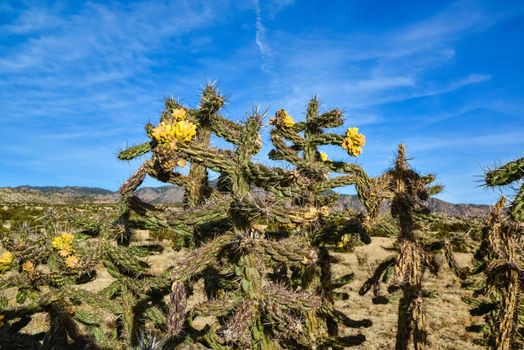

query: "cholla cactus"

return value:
[359, 144, 443, 350]
[119, 91, 369, 348]
[268, 97, 376, 338]
[450, 156, 524, 350]
[459, 197, 524, 349]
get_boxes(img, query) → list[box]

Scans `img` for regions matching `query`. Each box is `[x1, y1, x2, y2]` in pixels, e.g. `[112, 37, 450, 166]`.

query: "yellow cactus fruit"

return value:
[345, 127, 359, 138]
[173, 120, 197, 143]
[341, 127, 365, 157]
[176, 159, 187, 167]
[151, 121, 176, 144]
[319, 152, 328, 162]
[52, 233, 75, 257]
[22, 260, 35, 274]
[282, 112, 295, 128]
[271, 109, 295, 128]
[64, 255, 79, 269]
[350, 145, 363, 157]
[0, 251, 14, 273]
[171, 107, 187, 121]
[254, 134, 262, 152]
[281, 223, 297, 231]
[352, 133, 366, 147]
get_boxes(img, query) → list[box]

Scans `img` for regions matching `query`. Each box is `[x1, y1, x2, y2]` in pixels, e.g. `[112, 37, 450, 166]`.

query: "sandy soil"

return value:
[334, 237, 482, 350]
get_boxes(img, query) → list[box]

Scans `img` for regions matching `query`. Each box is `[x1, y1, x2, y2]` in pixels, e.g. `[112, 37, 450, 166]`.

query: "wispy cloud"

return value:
[254, 0, 273, 72]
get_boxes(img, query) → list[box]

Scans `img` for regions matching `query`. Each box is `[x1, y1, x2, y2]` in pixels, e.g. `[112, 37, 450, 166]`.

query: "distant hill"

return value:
[0, 185, 490, 217]
[15, 186, 114, 195]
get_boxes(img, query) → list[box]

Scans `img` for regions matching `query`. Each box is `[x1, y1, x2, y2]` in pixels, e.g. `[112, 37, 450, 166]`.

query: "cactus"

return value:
[267, 98, 377, 339]
[0, 205, 174, 349]
[359, 144, 444, 350]
[450, 156, 524, 349]
[117, 90, 370, 348]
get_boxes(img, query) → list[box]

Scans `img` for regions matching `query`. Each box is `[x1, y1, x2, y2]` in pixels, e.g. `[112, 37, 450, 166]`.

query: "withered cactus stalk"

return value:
[359, 144, 442, 350]
[449, 156, 524, 350]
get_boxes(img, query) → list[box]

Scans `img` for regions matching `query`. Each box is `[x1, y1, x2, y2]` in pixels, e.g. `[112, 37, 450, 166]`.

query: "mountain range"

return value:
[0, 185, 490, 217]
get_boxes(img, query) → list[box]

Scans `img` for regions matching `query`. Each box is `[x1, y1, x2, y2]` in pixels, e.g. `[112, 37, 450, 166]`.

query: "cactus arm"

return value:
[118, 142, 153, 160]
[485, 156, 524, 186]
[309, 109, 344, 129]
[313, 175, 359, 192]
[210, 114, 243, 144]
[177, 143, 235, 174]
[310, 133, 345, 147]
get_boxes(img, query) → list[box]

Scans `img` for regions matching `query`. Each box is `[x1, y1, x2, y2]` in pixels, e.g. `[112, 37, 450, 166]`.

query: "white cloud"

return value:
[254, 0, 273, 72]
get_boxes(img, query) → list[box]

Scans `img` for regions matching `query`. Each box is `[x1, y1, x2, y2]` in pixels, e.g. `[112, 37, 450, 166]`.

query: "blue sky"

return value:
[1, 0, 523, 204]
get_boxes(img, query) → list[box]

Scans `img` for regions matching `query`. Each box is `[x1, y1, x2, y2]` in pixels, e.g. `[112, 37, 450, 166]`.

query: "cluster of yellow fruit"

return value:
[270, 109, 295, 128]
[281, 110, 295, 128]
[150, 108, 197, 145]
[0, 251, 13, 274]
[51, 233, 78, 269]
[341, 127, 366, 157]
[319, 151, 329, 162]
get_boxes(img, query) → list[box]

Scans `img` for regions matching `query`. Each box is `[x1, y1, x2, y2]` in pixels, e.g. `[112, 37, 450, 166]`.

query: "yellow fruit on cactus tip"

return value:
[282, 113, 295, 128]
[319, 206, 330, 216]
[341, 127, 365, 157]
[173, 120, 197, 143]
[252, 223, 268, 232]
[171, 108, 187, 121]
[346, 127, 359, 137]
[319, 152, 328, 162]
[176, 159, 187, 167]
[303, 206, 318, 220]
[151, 121, 175, 144]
